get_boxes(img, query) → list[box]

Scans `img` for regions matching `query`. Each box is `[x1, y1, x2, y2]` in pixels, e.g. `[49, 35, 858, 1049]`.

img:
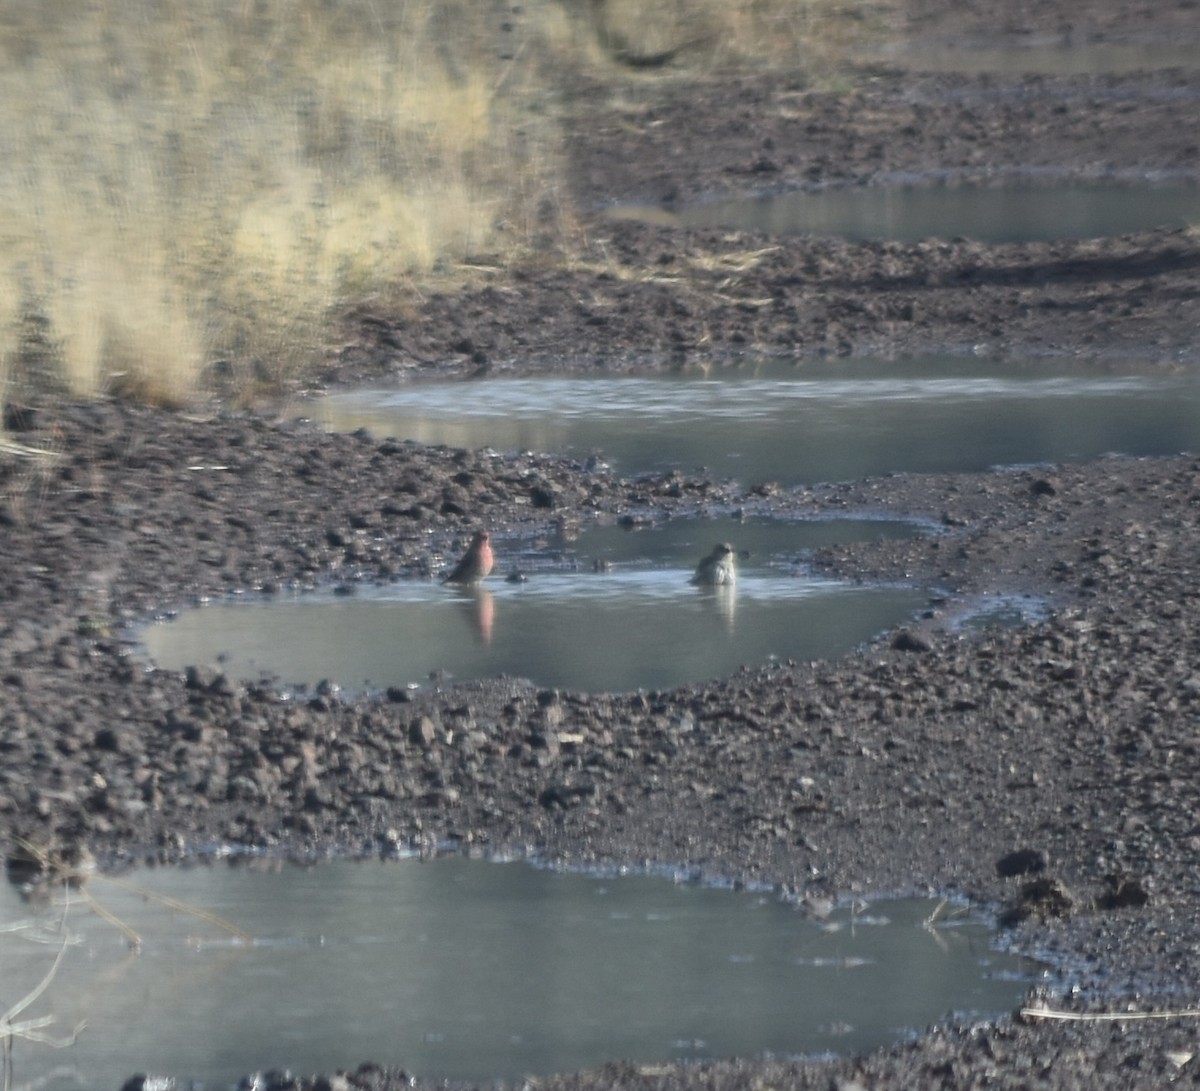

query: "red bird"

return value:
[443, 530, 494, 585]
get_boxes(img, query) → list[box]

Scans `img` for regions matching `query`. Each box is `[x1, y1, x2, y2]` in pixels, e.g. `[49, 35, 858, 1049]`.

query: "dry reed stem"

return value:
[2, 892, 86, 1091]
[72, 888, 143, 952]
[1, 931, 70, 1032]
[92, 874, 253, 946]
[1021, 1003, 1200, 1022]
[14, 839, 251, 948]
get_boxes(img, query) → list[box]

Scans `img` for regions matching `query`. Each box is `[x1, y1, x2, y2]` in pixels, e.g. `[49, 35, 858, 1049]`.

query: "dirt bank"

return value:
[5, 0, 1200, 1088]
[332, 19, 1200, 383]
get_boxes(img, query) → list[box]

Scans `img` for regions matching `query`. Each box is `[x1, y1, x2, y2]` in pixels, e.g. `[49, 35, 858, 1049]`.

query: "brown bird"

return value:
[690, 542, 737, 586]
[443, 530, 494, 585]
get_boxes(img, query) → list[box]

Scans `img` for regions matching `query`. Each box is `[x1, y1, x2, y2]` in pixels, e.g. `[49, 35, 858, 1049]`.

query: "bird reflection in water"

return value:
[691, 542, 737, 631]
[695, 581, 737, 631]
[449, 586, 495, 645]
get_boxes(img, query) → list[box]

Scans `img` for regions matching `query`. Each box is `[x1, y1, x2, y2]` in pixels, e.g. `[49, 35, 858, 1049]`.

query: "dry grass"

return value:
[0, 0, 884, 413]
[0, 0, 563, 407]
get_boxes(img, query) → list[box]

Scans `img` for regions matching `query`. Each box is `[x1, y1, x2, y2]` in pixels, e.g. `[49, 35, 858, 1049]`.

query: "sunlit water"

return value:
[151, 356, 1200, 692]
[314, 358, 1200, 485]
[606, 180, 1200, 243]
[139, 518, 936, 693]
[0, 858, 1043, 1089]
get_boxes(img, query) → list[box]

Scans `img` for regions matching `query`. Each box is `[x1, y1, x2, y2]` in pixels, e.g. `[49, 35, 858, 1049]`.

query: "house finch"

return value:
[690, 542, 737, 586]
[443, 530, 494, 585]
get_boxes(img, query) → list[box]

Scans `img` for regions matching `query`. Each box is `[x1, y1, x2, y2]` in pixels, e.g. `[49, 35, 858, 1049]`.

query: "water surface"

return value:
[607, 180, 1200, 243]
[316, 358, 1200, 486]
[140, 519, 932, 693]
[170, 357, 1200, 691]
[0, 858, 1041, 1089]
[881, 40, 1200, 75]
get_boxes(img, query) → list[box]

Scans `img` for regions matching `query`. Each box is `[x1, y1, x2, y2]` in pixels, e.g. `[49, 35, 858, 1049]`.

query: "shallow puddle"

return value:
[0, 858, 1042, 1088]
[881, 40, 1200, 75]
[140, 518, 933, 693]
[607, 180, 1200, 243]
[315, 358, 1200, 486]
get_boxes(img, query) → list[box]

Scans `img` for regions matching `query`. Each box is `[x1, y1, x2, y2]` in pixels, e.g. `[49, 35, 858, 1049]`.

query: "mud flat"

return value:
[3, 0, 1200, 1087]
[4, 403, 1200, 1089]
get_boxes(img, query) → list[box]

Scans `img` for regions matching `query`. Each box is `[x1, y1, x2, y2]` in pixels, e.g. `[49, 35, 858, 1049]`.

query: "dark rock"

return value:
[184, 664, 233, 695]
[539, 780, 598, 809]
[999, 877, 1077, 927]
[93, 726, 128, 753]
[120, 1076, 176, 1091]
[3, 402, 39, 432]
[892, 628, 933, 653]
[530, 484, 558, 509]
[1099, 874, 1151, 909]
[996, 847, 1050, 878]
[408, 716, 437, 748]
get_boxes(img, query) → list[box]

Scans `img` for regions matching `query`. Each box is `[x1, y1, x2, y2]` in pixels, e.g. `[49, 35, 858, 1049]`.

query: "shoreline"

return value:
[4, 1, 1200, 1084]
[3, 401, 1199, 1088]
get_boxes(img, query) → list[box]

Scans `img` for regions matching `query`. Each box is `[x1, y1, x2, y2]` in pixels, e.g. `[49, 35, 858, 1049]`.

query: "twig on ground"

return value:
[1022, 1003, 1200, 1022]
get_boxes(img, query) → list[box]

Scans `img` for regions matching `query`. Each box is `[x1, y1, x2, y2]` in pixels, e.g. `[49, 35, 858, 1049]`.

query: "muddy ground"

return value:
[334, 1, 1200, 383]
[4, 1, 1200, 1088]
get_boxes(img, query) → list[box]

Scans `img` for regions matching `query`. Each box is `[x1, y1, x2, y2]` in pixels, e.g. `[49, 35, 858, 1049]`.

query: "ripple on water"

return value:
[314, 359, 1200, 486]
[138, 518, 935, 693]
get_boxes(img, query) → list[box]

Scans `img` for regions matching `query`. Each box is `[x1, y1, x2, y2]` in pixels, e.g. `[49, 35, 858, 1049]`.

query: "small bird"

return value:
[443, 530, 494, 585]
[690, 542, 737, 586]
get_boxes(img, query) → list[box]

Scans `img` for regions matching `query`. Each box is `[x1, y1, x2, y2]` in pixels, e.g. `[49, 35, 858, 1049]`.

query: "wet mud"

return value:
[333, 7, 1200, 383]
[5, 0, 1200, 1087]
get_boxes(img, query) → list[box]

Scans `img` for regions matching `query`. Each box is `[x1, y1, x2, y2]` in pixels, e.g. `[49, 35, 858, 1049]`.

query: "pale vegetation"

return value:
[2, 838, 251, 1089]
[0, 0, 887, 410]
